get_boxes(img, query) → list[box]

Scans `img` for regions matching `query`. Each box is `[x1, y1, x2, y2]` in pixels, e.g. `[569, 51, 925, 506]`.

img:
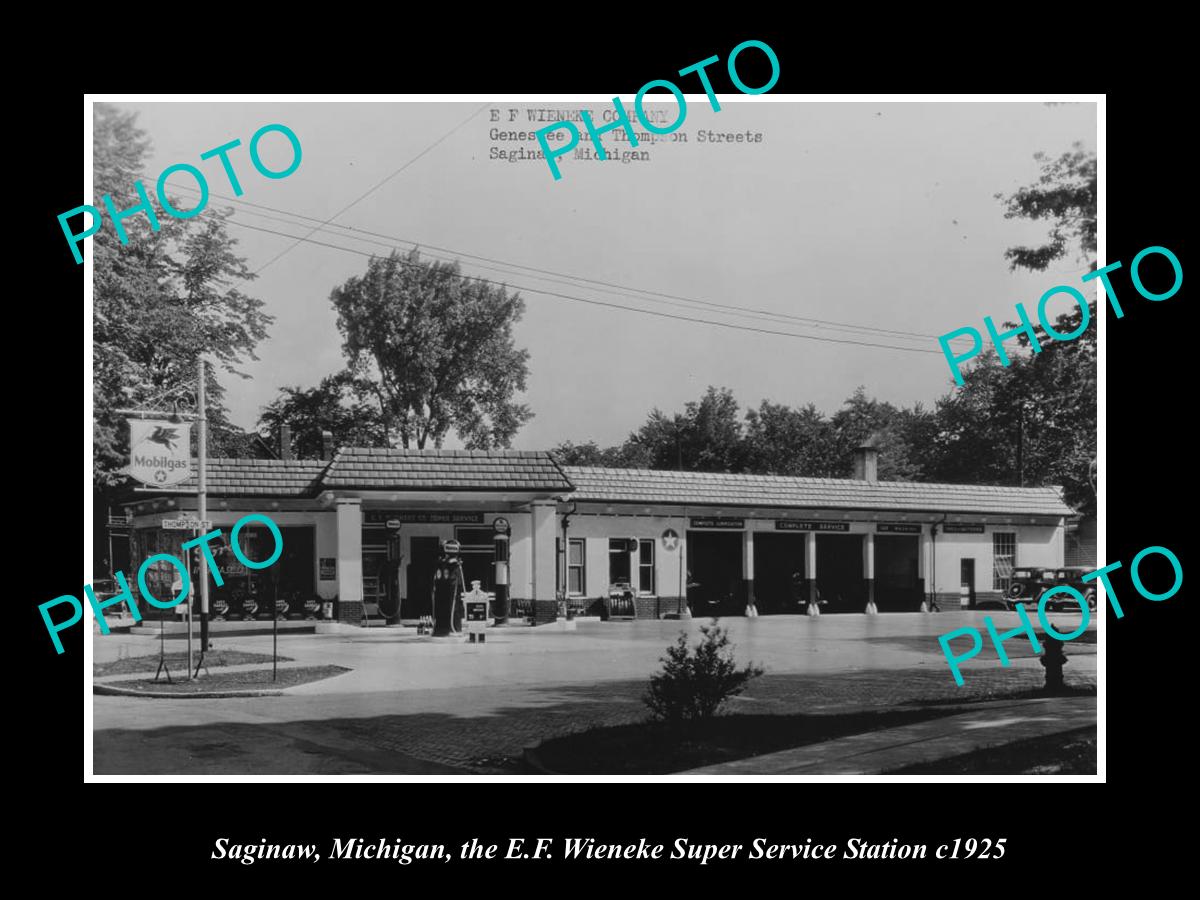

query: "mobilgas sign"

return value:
[128, 419, 192, 487]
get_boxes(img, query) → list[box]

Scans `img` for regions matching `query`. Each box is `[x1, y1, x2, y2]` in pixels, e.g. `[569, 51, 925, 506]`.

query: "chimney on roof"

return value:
[321, 430, 334, 461]
[852, 432, 881, 483]
[280, 425, 293, 461]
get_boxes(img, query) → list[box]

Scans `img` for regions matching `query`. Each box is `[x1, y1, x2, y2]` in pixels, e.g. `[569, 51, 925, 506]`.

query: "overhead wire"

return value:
[154, 176, 973, 348]
[220, 217, 947, 355]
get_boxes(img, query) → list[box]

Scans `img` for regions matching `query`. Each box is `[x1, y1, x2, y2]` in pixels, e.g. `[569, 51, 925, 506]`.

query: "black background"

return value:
[24, 21, 1189, 887]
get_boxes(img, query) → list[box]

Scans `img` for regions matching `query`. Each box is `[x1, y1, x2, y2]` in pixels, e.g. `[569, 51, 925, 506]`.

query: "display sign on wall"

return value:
[689, 518, 745, 529]
[365, 511, 485, 524]
[877, 523, 922, 534]
[943, 523, 986, 534]
[774, 521, 851, 532]
[319, 557, 337, 580]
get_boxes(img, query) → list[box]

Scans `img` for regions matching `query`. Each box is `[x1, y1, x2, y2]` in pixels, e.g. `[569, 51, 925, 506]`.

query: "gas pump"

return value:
[492, 517, 510, 625]
[431, 539, 466, 637]
[381, 520, 403, 623]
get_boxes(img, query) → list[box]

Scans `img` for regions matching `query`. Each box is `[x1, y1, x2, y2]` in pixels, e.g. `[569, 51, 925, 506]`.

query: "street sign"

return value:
[162, 518, 212, 530]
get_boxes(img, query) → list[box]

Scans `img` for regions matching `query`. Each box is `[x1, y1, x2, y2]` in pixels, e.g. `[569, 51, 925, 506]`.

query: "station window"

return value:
[609, 538, 632, 585]
[638, 539, 655, 594]
[568, 539, 586, 595]
[993, 532, 1017, 591]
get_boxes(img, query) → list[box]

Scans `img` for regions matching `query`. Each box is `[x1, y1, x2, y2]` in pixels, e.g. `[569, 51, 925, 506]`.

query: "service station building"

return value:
[119, 442, 1073, 626]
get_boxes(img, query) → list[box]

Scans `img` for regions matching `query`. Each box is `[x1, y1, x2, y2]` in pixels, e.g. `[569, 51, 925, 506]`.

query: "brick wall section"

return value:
[933, 590, 1004, 608]
[533, 599, 558, 625]
[634, 597, 657, 619]
[338, 600, 364, 623]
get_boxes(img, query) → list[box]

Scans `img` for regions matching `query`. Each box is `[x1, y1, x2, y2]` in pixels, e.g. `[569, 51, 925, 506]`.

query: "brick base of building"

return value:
[338, 600, 364, 623]
[533, 599, 558, 625]
[633, 597, 688, 619]
[932, 590, 1005, 609]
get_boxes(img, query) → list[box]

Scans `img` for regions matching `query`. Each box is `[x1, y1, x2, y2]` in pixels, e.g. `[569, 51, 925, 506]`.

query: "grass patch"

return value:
[886, 726, 1096, 775]
[102, 665, 349, 694]
[94, 650, 293, 678]
[531, 709, 959, 775]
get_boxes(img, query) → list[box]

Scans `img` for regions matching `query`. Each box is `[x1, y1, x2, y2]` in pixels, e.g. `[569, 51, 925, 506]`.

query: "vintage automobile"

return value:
[1046, 567, 1098, 612]
[1005, 567, 1054, 611]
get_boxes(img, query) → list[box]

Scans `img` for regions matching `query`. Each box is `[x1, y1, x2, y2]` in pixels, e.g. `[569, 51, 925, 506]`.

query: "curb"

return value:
[93, 683, 284, 699]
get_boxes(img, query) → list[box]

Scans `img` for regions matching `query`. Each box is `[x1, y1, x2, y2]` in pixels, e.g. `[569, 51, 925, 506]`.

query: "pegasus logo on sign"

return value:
[148, 426, 180, 451]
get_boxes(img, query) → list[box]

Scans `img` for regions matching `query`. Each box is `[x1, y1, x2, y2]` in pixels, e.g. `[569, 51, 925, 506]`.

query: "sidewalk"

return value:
[682, 696, 1096, 775]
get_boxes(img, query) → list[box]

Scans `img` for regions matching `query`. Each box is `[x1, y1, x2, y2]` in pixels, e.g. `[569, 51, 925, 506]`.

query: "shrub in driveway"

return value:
[644, 619, 764, 724]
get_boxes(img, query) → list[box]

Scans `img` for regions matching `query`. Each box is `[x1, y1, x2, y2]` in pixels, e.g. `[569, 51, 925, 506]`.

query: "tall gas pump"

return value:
[492, 517, 510, 625]
[381, 519, 403, 624]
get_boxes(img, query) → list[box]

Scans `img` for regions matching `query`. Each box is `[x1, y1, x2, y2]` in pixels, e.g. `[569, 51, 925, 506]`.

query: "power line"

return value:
[153, 175, 970, 345]
[252, 103, 489, 275]
[222, 217, 946, 355]
[216, 201, 945, 344]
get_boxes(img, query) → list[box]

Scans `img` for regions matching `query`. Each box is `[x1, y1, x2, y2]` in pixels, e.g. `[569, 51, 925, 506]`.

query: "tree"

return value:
[626, 386, 744, 472]
[92, 103, 273, 487]
[330, 249, 532, 449]
[828, 387, 932, 481]
[997, 142, 1096, 272]
[549, 440, 651, 468]
[742, 401, 839, 476]
[258, 374, 387, 459]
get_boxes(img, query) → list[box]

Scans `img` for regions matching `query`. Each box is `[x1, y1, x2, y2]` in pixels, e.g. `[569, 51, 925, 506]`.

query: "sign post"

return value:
[492, 517, 510, 626]
[196, 356, 209, 679]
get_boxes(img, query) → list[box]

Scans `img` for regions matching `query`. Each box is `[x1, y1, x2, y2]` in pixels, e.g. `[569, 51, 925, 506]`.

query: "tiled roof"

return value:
[561, 466, 1072, 517]
[322, 448, 573, 492]
[179, 458, 328, 497]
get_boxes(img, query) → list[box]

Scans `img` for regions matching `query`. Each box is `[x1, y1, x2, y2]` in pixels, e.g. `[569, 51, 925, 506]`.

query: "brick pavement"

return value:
[94, 665, 1094, 774]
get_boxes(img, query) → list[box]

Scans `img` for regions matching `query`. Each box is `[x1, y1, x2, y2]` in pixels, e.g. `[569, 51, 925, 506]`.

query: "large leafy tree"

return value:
[330, 249, 532, 449]
[933, 140, 1100, 513]
[828, 387, 932, 481]
[996, 142, 1096, 272]
[742, 400, 839, 477]
[258, 374, 387, 459]
[549, 440, 651, 468]
[625, 387, 745, 472]
[92, 103, 273, 486]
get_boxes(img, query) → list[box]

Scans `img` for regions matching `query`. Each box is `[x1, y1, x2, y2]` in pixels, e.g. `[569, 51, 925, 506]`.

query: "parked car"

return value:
[1046, 567, 1098, 612]
[1005, 567, 1054, 611]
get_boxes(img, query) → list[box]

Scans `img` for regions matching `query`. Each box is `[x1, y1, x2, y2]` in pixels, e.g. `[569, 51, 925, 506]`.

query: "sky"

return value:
[110, 99, 1097, 450]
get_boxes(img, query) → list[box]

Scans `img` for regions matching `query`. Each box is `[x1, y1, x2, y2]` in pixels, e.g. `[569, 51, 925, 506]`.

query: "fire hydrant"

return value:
[1040, 638, 1068, 694]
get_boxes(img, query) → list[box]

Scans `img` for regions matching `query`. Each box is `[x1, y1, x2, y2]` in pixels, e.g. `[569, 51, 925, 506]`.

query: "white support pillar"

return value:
[743, 529, 755, 611]
[805, 531, 817, 580]
[530, 500, 557, 622]
[863, 532, 877, 614]
[335, 499, 363, 614]
[919, 530, 930, 580]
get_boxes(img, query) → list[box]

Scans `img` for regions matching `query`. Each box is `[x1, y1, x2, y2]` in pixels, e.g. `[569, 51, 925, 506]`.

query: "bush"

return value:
[643, 619, 764, 723]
